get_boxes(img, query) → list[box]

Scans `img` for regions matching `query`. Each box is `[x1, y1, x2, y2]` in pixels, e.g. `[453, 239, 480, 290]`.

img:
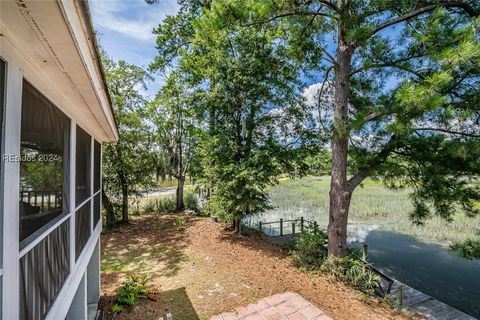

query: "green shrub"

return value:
[185, 192, 199, 212]
[143, 200, 156, 214]
[174, 216, 188, 229]
[322, 257, 381, 293]
[113, 274, 151, 312]
[291, 226, 328, 270]
[157, 197, 176, 213]
[450, 238, 480, 260]
[290, 225, 381, 294]
[203, 195, 228, 219]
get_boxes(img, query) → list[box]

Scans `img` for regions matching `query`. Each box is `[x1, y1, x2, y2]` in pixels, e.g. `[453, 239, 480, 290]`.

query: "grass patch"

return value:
[267, 176, 480, 245]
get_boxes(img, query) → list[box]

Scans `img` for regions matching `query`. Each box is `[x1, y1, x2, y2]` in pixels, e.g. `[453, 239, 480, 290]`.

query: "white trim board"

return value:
[1, 47, 22, 320]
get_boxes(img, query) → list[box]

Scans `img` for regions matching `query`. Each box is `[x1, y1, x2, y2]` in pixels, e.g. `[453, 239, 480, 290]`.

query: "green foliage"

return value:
[113, 274, 151, 313]
[143, 201, 155, 214]
[305, 151, 332, 176]
[111, 304, 124, 313]
[150, 72, 200, 212]
[148, 0, 316, 230]
[450, 238, 480, 260]
[101, 51, 155, 225]
[158, 198, 177, 213]
[291, 226, 328, 270]
[20, 155, 63, 191]
[174, 216, 188, 229]
[146, 0, 480, 251]
[322, 257, 381, 293]
[144, 197, 177, 214]
[184, 192, 199, 212]
[290, 222, 380, 292]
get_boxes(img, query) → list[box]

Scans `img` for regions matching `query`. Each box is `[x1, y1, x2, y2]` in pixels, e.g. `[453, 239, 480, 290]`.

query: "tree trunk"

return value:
[102, 187, 116, 229]
[327, 25, 352, 258]
[121, 183, 129, 223]
[233, 216, 242, 235]
[176, 176, 185, 211]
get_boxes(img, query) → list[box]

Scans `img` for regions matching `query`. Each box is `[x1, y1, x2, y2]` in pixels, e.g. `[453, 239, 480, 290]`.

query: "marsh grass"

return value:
[265, 176, 480, 245]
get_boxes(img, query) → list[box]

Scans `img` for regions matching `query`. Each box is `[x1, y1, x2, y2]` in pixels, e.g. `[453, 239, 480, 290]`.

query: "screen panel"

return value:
[93, 192, 100, 228]
[19, 220, 70, 320]
[75, 202, 91, 259]
[94, 140, 101, 193]
[75, 126, 91, 206]
[19, 81, 70, 246]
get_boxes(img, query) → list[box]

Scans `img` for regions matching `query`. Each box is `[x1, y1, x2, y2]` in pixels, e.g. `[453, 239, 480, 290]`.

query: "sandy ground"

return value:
[99, 214, 414, 320]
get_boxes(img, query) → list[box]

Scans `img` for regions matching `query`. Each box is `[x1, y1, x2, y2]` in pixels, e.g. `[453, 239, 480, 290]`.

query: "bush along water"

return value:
[290, 226, 381, 294]
[450, 238, 480, 260]
[291, 225, 328, 270]
[321, 257, 381, 293]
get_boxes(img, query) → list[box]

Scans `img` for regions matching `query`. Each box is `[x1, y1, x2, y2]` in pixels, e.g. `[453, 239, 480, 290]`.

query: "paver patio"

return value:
[211, 292, 333, 320]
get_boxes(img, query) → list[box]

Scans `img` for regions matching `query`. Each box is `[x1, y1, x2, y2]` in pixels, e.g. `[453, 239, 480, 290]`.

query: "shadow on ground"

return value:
[101, 215, 189, 276]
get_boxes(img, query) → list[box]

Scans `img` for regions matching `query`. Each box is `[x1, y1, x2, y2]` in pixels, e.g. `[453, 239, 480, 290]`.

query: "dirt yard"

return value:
[99, 213, 412, 320]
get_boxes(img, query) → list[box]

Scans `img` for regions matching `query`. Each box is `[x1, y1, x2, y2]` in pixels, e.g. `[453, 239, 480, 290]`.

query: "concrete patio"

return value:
[211, 292, 332, 320]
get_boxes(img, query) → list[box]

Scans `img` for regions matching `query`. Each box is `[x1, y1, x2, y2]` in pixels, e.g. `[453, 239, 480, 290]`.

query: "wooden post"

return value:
[362, 244, 368, 261]
[397, 284, 403, 306]
[259, 221, 262, 232]
[280, 219, 283, 236]
[386, 281, 393, 295]
[292, 222, 296, 235]
[313, 221, 318, 232]
[300, 217, 304, 232]
[362, 244, 368, 273]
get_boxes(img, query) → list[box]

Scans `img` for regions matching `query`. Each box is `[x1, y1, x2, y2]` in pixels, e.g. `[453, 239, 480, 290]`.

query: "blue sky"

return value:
[90, 0, 180, 97]
[90, 1, 401, 99]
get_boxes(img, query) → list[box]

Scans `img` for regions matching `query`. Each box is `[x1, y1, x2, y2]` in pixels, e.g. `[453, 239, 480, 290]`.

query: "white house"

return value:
[0, 0, 118, 319]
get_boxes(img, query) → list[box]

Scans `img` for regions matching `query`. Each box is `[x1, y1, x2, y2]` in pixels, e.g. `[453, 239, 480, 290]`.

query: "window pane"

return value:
[75, 202, 91, 259]
[20, 81, 70, 245]
[19, 220, 69, 320]
[75, 125, 91, 205]
[94, 140, 101, 192]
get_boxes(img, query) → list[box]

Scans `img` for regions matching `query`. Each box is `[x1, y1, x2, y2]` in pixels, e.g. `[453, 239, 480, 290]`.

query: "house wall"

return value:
[1, 18, 105, 320]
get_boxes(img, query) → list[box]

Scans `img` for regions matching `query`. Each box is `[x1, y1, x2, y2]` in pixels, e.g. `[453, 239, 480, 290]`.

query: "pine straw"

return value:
[99, 213, 417, 320]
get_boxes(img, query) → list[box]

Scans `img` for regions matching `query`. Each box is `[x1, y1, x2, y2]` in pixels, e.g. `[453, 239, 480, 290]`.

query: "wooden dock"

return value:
[386, 280, 476, 320]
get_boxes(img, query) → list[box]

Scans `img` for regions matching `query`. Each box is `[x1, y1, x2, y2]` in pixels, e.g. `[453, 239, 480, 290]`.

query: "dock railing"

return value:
[252, 217, 320, 237]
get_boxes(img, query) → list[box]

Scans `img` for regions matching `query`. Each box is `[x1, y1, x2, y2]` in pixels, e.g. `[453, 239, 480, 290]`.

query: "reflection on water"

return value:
[350, 230, 480, 318]
[248, 211, 480, 318]
[346, 224, 379, 243]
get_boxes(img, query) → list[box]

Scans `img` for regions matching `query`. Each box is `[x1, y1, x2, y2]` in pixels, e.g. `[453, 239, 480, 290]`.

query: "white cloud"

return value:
[89, 0, 179, 42]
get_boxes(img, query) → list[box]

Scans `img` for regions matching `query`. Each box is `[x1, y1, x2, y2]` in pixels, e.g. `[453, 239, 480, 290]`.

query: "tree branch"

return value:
[365, 2, 479, 41]
[316, 66, 334, 133]
[347, 136, 398, 192]
[414, 127, 480, 138]
[350, 54, 426, 76]
[244, 10, 336, 27]
[318, 0, 338, 12]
